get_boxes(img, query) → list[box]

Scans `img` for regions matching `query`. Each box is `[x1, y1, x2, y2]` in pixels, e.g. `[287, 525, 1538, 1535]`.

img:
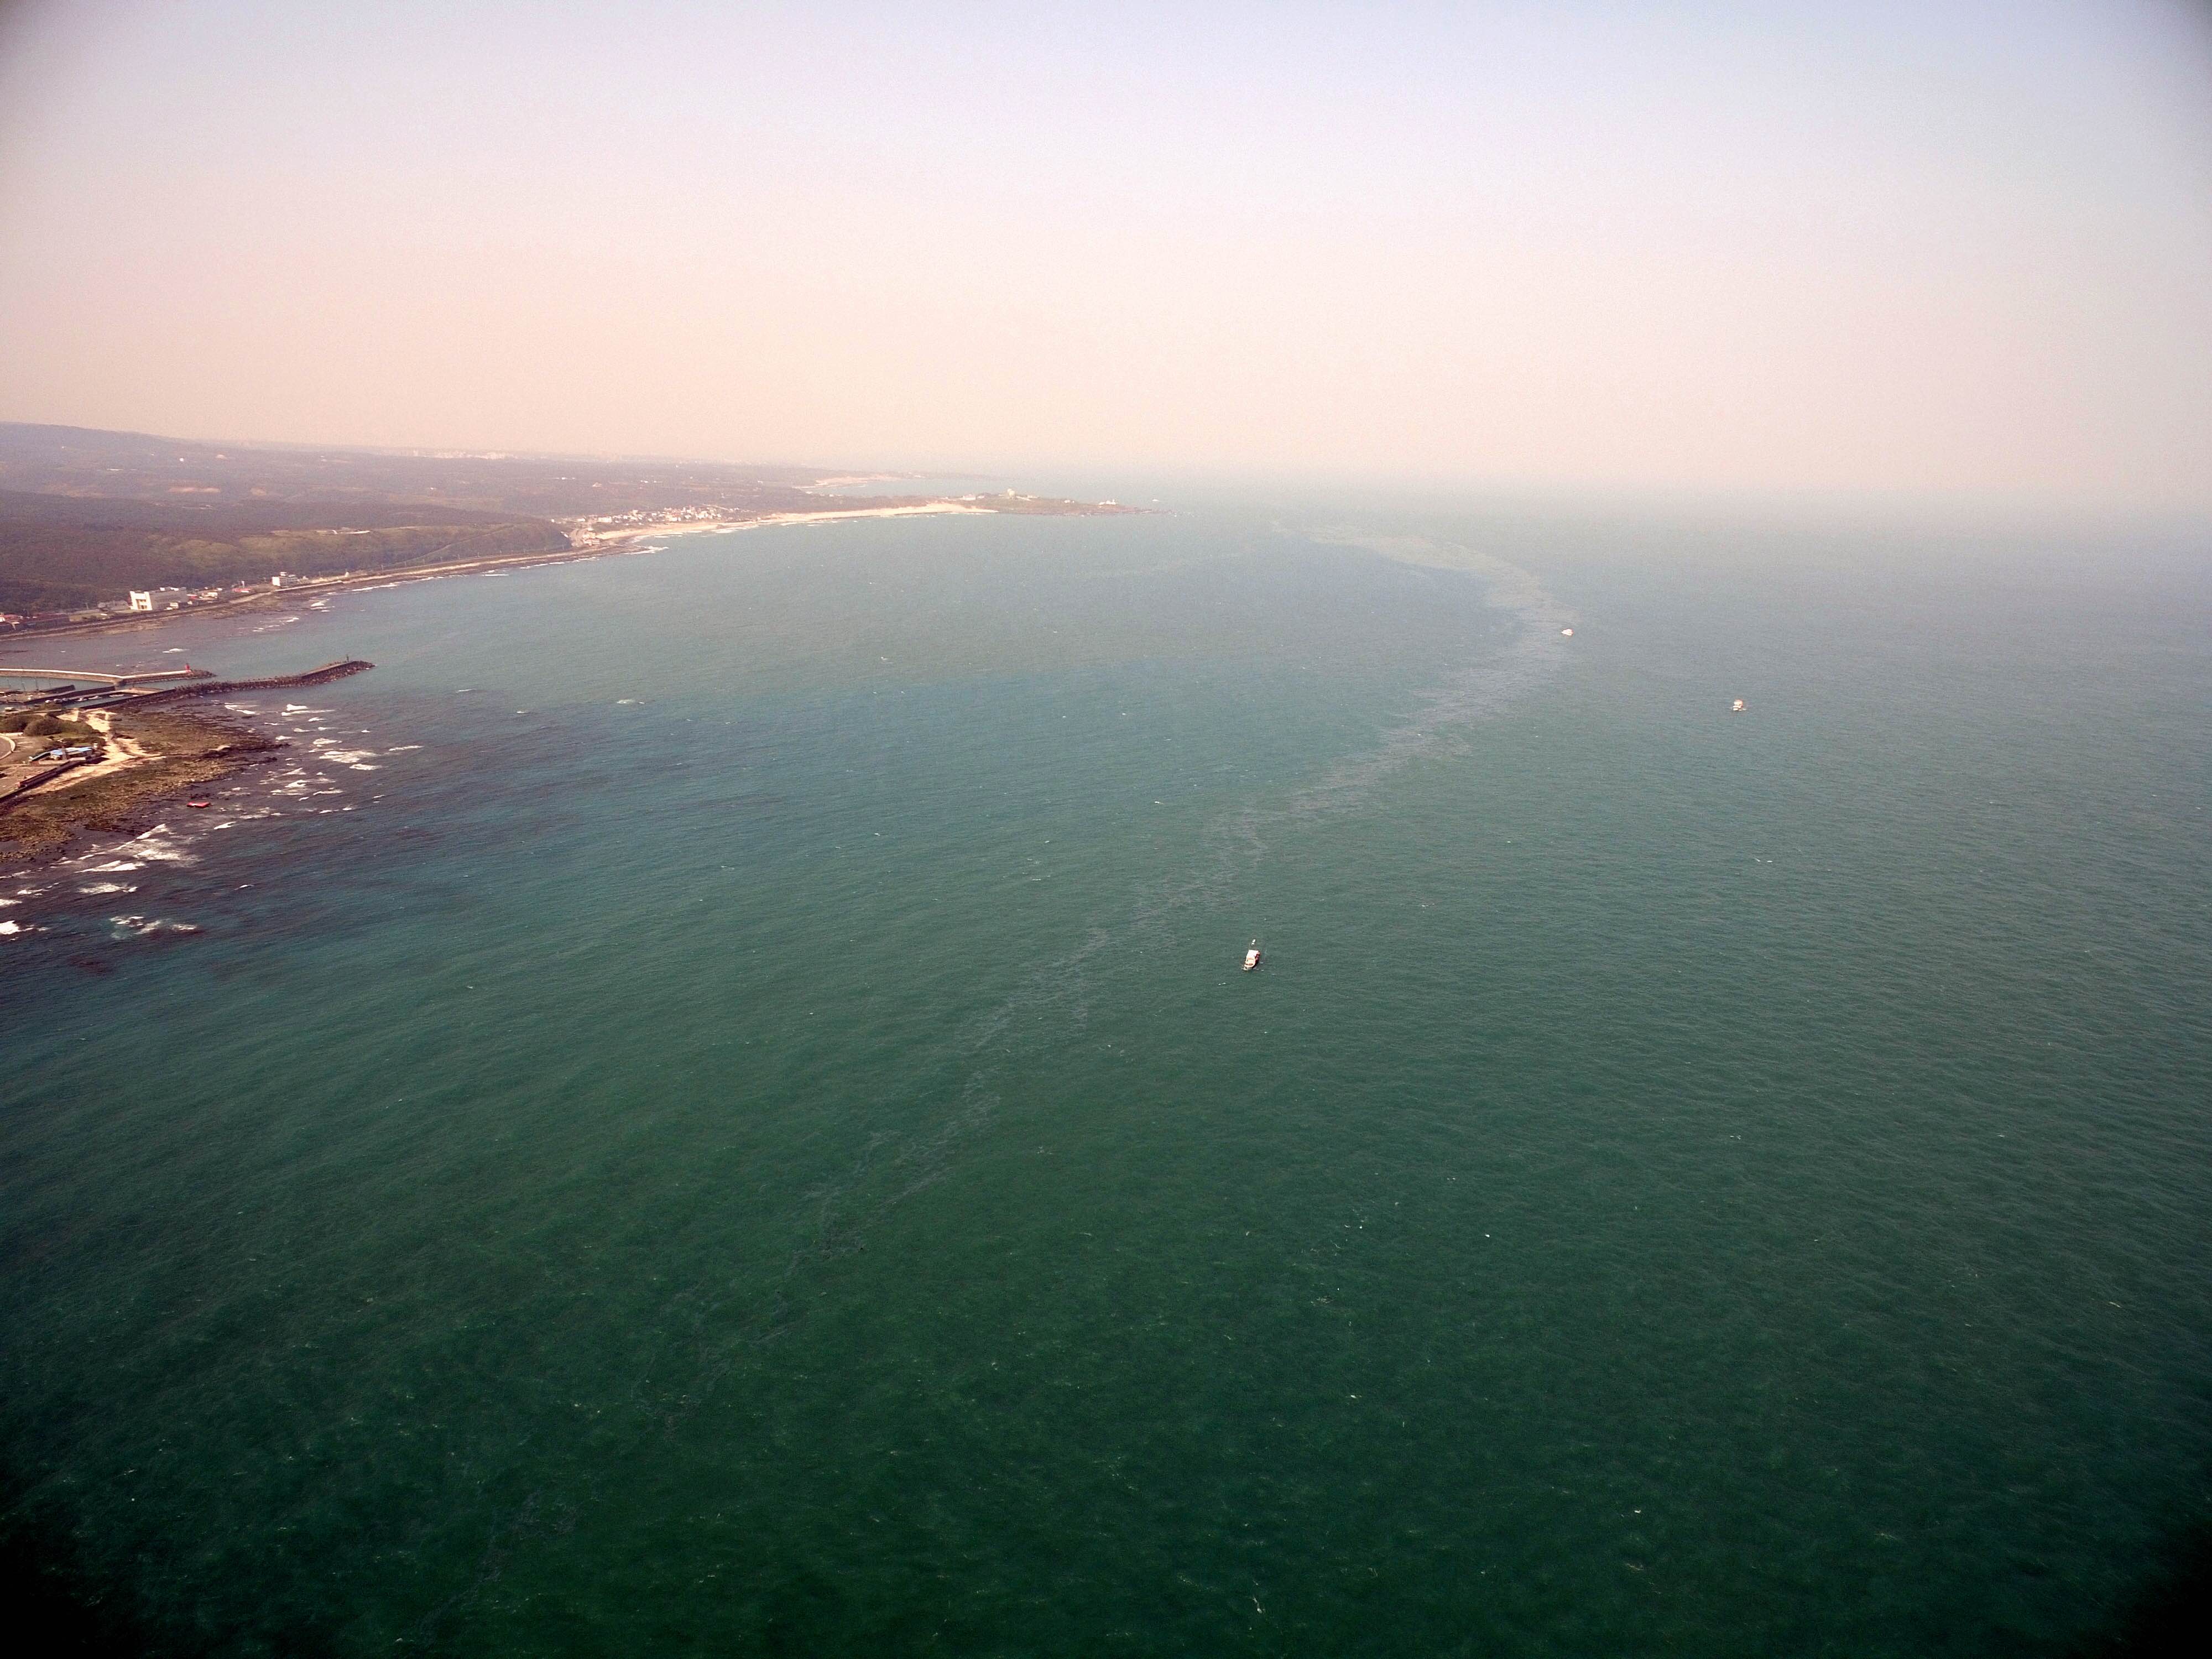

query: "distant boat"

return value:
[186, 799, 210, 808]
[1242, 940, 1262, 972]
[1730, 699, 1747, 714]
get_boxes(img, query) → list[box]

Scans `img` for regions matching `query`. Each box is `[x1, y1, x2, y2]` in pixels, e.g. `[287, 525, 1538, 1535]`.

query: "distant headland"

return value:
[0, 422, 1140, 630]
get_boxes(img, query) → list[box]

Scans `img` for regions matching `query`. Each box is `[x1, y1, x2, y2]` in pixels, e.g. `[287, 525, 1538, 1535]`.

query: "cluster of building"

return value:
[559, 507, 731, 540]
[0, 573, 298, 632]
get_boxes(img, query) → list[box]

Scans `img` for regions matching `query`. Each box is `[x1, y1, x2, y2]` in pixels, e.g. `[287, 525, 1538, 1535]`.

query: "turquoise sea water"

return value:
[3, 494, 2209, 1655]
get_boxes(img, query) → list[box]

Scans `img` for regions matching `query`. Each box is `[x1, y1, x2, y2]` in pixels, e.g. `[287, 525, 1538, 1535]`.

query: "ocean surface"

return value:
[3, 491, 2209, 1655]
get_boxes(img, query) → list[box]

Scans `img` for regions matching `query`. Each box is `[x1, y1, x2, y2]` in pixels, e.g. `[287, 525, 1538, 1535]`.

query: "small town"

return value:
[0, 570, 311, 632]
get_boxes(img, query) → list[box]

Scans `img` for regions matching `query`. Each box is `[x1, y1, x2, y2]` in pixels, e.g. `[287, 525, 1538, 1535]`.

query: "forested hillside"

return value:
[0, 423, 834, 517]
[0, 491, 568, 611]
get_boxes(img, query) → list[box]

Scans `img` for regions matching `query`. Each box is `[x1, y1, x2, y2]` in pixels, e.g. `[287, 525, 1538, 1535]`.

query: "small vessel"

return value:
[1561, 627, 1573, 637]
[1730, 698, 1747, 714]
[186, 799, 211, 808]
[1242, 940, 1262, 972]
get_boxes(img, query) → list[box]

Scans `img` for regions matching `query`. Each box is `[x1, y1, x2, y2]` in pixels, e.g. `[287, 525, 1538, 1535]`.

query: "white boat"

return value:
[1242, 940, 1262, 972]
[1730, 698, 1747, 714]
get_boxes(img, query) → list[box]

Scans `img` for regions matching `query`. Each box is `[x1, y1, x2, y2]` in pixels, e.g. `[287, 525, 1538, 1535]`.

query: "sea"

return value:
[2, 487, 2208, 1656]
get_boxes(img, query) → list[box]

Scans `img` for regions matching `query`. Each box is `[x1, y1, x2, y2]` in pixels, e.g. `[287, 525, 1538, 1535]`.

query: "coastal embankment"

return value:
[123, 659, 373, 707]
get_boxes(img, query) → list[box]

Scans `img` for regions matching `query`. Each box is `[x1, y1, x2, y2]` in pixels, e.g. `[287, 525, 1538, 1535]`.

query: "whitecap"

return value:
[79, 882, 135, 895]
[126, 832, 196, 865]
[110, 915, 200, 937]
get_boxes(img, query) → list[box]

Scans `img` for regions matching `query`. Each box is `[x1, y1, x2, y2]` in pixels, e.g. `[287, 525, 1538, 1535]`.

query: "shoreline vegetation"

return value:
[0, 421, 1139, 623]
[7, 494, 1135, 644]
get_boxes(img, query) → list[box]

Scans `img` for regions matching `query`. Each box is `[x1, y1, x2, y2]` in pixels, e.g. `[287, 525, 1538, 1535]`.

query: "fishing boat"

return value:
[1730, 698, 1747, 714]
[1242, 940, 1262, 972]
[186, 799, 211, 808]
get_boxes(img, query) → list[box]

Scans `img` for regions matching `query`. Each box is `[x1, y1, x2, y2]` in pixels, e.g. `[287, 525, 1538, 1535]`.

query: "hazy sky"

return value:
[2, 1, 2208, 507]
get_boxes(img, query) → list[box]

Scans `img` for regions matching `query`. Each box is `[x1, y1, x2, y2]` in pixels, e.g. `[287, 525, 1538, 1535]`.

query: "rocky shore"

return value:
[0, 663, 371, 863]
[0, 706, 278, 862]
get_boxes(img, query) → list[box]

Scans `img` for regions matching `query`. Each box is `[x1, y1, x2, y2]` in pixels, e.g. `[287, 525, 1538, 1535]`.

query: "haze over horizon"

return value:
[2, 0, 2209, 512]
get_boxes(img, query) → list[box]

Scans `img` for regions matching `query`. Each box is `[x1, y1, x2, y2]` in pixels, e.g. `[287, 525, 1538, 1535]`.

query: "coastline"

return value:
[1, 495, 1125, 869]
[5, 498, 1041, 645]
[581, 500, 993, 546]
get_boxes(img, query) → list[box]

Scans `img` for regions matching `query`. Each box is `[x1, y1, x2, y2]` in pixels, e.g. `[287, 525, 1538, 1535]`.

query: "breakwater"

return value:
[126, 659, 373, 706]
[0, 755, 87, 805]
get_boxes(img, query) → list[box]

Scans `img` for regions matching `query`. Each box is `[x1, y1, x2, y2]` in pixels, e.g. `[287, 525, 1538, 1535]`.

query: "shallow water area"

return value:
[2, 495, 2209, 1656]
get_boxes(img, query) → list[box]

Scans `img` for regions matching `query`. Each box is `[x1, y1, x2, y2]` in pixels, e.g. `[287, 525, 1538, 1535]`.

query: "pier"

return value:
[123, 660, 376, 706]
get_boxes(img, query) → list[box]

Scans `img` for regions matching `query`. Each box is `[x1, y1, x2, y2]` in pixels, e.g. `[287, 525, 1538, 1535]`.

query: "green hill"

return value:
[0, 490, 570, 612]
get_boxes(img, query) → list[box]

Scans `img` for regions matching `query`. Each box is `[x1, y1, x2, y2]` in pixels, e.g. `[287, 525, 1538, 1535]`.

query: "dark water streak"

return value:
[3, 502, 2208, 1655]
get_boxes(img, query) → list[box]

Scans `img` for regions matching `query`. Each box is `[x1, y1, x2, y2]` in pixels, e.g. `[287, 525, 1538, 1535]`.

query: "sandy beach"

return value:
[577, 499, 991, 549]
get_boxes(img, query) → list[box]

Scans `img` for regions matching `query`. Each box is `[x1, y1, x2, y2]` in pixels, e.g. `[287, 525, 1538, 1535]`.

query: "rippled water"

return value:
[3, 495, 2208, 1655]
